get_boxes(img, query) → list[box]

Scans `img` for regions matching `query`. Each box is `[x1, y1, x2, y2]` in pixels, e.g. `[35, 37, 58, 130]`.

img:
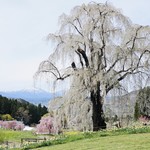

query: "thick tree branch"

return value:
[75, 50, 84, 68]
[77, 47, 89, 67]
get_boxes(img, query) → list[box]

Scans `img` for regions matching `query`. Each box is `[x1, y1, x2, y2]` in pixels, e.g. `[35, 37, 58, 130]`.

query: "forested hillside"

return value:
[0, 95, 48, 125]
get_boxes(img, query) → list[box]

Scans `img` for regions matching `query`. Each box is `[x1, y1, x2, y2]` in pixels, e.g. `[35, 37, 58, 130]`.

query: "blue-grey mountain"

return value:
[0, 88, 57, 106]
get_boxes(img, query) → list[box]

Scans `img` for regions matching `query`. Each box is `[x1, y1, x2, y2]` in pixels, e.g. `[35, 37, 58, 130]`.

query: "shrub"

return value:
[1, 114, 14, 121]
[0, 120, 25, 130]
[36, 116, 55, 134]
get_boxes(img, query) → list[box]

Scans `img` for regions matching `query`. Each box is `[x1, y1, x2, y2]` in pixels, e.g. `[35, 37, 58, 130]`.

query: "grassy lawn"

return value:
[0, 129, 36, 142]
[1, 127, 150, 150]
[34, 133, 150, 150]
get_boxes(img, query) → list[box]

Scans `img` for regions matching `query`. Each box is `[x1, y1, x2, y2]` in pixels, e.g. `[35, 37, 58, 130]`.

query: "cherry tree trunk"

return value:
[91, 82, 106, 131]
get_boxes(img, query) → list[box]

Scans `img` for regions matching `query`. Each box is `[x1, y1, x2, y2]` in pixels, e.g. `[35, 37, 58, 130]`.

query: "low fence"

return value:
[21, 138, 46, 145]
[0, 138, 46, 149]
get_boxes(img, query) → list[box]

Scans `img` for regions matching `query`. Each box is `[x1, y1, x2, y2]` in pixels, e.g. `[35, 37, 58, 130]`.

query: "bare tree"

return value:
[35, 2, 150, 131]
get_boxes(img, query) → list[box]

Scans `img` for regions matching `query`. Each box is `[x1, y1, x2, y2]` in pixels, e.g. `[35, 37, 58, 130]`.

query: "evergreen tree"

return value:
[134, 102, 140, 121]
[0, 95, 48, 125]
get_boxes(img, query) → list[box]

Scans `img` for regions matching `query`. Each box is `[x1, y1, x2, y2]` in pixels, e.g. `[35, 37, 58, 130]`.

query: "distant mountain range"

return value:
[0, 88, 60, 106]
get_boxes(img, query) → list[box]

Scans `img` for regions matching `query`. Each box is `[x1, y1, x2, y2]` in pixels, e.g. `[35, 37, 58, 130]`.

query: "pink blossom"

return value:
[0, 120, 25, 130]
[36, 116, 55, 134]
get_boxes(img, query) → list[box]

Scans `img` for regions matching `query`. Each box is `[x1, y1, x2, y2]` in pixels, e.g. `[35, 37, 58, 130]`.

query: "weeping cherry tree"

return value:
[35, 2, 150, 131]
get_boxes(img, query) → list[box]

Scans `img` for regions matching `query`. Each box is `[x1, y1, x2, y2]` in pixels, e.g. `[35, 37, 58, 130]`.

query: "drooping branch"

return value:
[130, 26, 142, 50]
[136, 49, 150, 67]
[106, 55, 150, 94]
[105, 48, 150, 93]
[69, 21, 84, 37]
[106, 55, 122, 74]
[76, 18, 82, 30]
[36, 60, 71, 81]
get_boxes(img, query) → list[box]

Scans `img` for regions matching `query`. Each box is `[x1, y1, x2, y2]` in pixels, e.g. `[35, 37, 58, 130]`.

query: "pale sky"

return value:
[0, 0, 150, 91]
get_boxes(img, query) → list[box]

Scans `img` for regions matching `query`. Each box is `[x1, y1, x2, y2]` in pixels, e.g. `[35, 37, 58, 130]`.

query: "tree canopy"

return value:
[36, 2, 150, 131]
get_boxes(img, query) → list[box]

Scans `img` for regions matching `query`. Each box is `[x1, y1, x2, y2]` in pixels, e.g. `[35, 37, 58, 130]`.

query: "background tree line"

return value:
[0, 95, 48, 125]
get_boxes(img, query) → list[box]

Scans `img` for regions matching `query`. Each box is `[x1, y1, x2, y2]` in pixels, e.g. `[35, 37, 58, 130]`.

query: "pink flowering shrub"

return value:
[36, 116, 55, 134]
[0, 120, 25, 130]
[138, 115, 150, 126]
[139, 116, 148, 122]
[15, 123, 25, 130]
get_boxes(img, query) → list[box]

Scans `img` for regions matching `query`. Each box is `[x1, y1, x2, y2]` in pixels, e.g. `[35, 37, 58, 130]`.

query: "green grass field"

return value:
[34, 133, 150, 150]
[1, 126, 150, 150]
[0, 129, 36, 142]
[0, 129, 38, 149]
